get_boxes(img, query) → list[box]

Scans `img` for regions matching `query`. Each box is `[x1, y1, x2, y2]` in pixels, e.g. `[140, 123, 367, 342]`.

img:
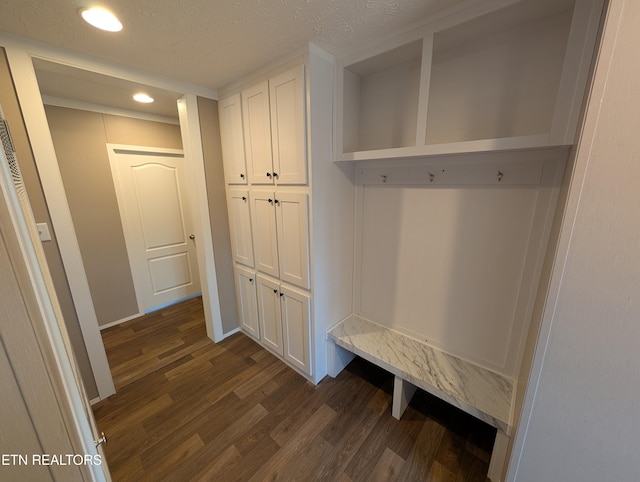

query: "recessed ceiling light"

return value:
[133, 93, 154, 104]
[79, 7, 123, 32]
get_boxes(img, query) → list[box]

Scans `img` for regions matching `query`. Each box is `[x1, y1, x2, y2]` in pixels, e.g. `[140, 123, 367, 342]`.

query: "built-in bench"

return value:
[327, 314, 515, 481]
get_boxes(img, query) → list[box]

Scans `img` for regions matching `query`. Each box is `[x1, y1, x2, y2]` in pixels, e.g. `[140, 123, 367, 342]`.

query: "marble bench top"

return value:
[328, 315, 514, 434]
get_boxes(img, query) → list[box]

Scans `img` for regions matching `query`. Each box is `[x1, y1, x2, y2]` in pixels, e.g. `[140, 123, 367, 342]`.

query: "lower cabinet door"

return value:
[234, 266, 259, 340]
[256, 275, 284, 356]
[280, 284, 311, 376]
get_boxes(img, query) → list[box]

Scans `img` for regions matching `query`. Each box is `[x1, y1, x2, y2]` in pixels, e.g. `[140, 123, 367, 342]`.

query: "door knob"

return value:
[94, 432, 107, 448]
[189, 234, 196, 240]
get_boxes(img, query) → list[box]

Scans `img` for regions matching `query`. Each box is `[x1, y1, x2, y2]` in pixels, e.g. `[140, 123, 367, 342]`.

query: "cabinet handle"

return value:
[266, 172, 272, 178]
[268, 198, 273, 204]
[273, 289, 278, 294]
[242, 196, 246, 201]
[273, 172, 278, 178]
[279, 292, 284, 297]
[240, 173, 245, 179]
[274, 199, 280, 206]
[249, 278, 253, 282]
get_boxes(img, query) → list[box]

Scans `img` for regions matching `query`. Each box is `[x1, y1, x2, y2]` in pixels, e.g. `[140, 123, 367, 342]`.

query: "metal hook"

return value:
[497, 170, 504, 182]
[428, 172, 435, 183]
[380, 174, 387, 183]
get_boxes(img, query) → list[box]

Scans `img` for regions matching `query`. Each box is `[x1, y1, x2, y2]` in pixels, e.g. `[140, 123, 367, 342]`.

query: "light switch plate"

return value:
[36, 222, 52, 242]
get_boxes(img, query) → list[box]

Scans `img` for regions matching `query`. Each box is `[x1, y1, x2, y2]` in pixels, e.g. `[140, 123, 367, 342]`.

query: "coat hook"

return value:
[497, 170, 504, 182]
[380, 174, 387, 183]
[428, 172, 435, 183]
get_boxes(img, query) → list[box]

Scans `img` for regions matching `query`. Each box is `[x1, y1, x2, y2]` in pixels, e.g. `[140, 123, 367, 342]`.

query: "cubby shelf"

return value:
[334, 0, 604, 162]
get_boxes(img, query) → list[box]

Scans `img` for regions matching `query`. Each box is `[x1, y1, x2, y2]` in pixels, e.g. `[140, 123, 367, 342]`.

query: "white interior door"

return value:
[108, 145, 201, 312]
[1, 123, 110, 480]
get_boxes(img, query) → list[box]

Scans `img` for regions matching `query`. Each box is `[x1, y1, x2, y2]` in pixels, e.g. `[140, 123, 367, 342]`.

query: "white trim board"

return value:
[42, 95, 180, 125]
[223, 327, 241, 338]
[4, 47, 115, 400]
[98, 312, 144, 331]
[178, 94, 224, 342]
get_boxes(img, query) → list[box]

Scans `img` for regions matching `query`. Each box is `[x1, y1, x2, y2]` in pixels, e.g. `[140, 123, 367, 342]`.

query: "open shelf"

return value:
[426, 1, 574, 145]
[342, 40, 423, 153]
[335, 0, 601, 162]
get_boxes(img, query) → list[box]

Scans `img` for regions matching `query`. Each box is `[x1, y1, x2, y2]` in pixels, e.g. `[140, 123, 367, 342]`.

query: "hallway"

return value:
[93, 297, 494, 481]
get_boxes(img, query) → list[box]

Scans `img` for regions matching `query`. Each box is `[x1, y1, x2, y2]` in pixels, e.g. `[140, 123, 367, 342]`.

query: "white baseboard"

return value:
[89, 396, 102, 406]
[222, 327, 241, 339]
[98, 312, 144, 331]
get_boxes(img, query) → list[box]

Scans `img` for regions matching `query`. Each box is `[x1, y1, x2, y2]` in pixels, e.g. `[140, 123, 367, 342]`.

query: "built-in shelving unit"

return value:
[335, 0, 604, 161]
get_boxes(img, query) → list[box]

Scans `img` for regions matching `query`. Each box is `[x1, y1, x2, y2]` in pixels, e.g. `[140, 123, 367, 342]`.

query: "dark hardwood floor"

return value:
[94, 297, 495, 481]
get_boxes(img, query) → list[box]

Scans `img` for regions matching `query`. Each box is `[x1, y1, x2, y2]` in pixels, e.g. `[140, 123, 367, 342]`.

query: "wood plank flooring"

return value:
[94, 297, 495, 481]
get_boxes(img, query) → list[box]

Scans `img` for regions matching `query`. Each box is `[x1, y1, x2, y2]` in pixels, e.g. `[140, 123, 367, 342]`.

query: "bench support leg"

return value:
[487, 430, 510, 482]
[392, 376, 417, 420]
[327, 341, 355, 378]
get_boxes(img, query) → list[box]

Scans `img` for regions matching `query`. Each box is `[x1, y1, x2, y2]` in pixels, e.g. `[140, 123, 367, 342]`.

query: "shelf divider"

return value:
[415, 35, 434, 147]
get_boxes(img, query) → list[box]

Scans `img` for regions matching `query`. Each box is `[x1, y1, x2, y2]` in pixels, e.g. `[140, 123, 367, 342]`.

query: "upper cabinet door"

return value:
[227, 189, 254, 268]
[269, 65, 307, 185]
[242, 81, 274, 185]
[250, 190, 280, 278]
[275, 192, 310, 289]
[218, 93, 248, 184]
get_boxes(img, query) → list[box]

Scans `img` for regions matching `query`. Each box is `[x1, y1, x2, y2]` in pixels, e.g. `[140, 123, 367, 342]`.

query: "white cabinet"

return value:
[256, 275, 283, 356]
[227, 189, 254, 267]
[250, 190, 280, 278]
[250, 190, 309, 289]
[234, 266, 259, 340]
[256, 274, 311, 375]
[220, 52, 344, 384]
[269, 65, 307, 185]
[218, 94, 247, 184]
[242, 66, 307, 185]
[242, 80, 273, 184]
[280, 283, 311, 375]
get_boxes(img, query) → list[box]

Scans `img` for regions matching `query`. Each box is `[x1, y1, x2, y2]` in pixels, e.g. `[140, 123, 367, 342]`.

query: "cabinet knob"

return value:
[272, 172, 278, 178]
[273, 289, 278, 294]
[242, 196, 246, 201]
[266, 172, 272, 178]
[240, 173, 245, 179]
[274, 199, 280, 205]
[279, 292, 284, 297]
[249, 278, 253, 282]
[268, 198, 273, 204]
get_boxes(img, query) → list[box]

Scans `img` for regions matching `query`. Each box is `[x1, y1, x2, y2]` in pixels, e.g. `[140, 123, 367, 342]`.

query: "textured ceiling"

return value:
[0, 0, 469, 91]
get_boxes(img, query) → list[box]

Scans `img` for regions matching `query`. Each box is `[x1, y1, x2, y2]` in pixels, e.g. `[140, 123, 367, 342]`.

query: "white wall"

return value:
[509, 1, 640, 480]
